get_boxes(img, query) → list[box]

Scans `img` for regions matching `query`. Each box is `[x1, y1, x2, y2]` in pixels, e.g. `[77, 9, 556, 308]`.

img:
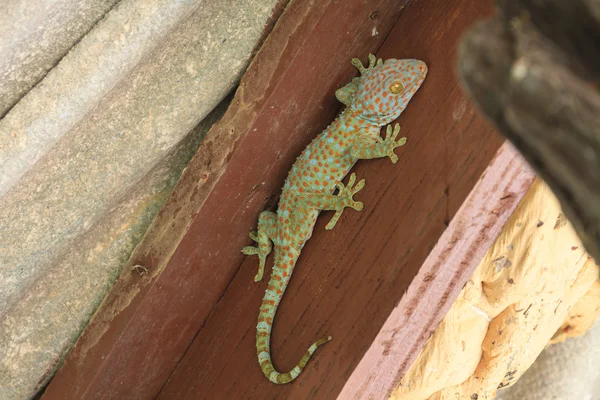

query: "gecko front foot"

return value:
[351, 53, 383, 75]
[379, 123, 407, 164]
[326, 173, 365, 230]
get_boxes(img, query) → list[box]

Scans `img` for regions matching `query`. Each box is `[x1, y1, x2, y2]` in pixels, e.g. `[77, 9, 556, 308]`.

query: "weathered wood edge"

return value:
[338, 142, 536, 399]
[39, 0, 319, 397]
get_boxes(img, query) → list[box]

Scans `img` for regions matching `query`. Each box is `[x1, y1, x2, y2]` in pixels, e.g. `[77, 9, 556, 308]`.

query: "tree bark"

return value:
[457, 0, 600, 264]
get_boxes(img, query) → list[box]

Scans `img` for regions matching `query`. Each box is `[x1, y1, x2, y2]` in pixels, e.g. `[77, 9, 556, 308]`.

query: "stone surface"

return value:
[0, 0, 280, 398]
[0, 0, 207, 196]
[496, 319, 600, 400]
[0, 0, 120, 117]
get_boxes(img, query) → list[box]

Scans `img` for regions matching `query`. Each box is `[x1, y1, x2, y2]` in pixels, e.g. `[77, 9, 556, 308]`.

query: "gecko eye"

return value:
[389, 82, 404, 94]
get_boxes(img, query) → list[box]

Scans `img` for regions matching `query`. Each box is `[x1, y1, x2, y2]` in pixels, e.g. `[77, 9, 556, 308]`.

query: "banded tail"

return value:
[255, 246, 332, 384]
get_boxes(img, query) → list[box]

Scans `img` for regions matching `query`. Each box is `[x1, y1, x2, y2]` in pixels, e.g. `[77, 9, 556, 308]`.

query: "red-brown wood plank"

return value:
[157, 0, 500, 399]
[338, 143, 535, 399]
[42, 0, 409, 399]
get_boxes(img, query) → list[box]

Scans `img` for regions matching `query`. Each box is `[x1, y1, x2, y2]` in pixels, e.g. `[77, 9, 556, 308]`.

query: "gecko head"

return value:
[351, 58, 427, 125]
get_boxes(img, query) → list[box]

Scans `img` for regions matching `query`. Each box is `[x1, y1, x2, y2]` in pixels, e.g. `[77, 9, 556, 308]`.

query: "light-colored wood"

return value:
[390, 178, 599, 399]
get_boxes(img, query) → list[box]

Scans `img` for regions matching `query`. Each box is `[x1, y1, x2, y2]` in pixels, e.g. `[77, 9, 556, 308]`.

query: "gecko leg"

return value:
[242, 211, 278, 282]
[350, 123, 407, 164]
[297, 173, 365, 231]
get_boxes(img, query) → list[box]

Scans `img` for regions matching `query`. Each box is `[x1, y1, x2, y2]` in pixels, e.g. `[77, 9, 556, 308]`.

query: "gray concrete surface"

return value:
[496, 319, 600, 400]
[0, 0, 205, 196]
[0, 0, 120, 117]
[0, 0, 280, 398]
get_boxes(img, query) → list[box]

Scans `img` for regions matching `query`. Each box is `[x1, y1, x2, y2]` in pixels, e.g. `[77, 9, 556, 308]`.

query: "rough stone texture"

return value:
[0, 104, 228, 399]
[0, 0, 280, 397]
[0, 0, 120, 117]
[0, 0, 209, 196]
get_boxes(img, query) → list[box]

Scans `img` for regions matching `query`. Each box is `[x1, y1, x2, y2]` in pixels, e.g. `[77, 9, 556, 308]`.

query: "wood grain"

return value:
[338, 142, 536, 399]
[157, 0, 501, 399]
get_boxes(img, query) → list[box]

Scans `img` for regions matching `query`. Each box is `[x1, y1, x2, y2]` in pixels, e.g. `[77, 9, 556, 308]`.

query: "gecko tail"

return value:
[255, 246, 331, 383]
[257, 335, 332, 384]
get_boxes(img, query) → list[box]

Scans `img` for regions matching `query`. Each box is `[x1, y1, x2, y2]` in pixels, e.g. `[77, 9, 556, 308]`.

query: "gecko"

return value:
[242, 54, 428, 384]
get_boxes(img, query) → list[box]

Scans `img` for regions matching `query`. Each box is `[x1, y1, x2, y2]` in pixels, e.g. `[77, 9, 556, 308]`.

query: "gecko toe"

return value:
[242, 246, 259, 255]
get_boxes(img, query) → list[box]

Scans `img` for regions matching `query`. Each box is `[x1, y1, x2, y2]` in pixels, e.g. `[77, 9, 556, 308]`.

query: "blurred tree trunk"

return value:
[457, 0, 600, 264]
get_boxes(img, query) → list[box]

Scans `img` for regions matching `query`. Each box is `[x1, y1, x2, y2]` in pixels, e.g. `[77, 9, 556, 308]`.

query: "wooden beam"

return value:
[338, 142, 535, 399]
[44, 0, 508, 399]
[155, 1, 502, 398]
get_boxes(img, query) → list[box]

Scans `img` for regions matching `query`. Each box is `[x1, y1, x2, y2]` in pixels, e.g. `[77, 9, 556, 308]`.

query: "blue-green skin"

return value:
[242, 54, 428, 384]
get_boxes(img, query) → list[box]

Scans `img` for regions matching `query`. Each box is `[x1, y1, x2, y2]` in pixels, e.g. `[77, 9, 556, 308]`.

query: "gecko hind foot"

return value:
[241, 245, 269, 282]
[241, 221, 274, 282]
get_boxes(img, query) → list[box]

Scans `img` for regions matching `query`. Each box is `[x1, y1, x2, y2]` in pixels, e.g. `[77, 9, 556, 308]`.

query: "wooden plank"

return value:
[156, 0, 501, 398]
[338, 142, 536, 399]
[42, 0, 408, 399]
